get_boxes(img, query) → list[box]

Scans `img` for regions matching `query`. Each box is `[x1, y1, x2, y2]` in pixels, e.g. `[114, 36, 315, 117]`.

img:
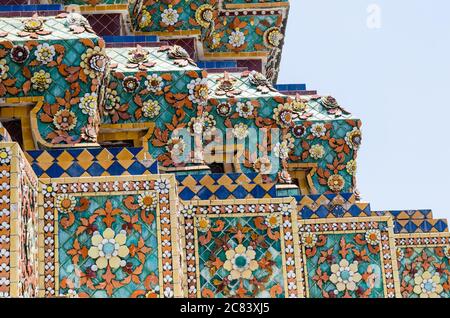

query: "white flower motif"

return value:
[329, 259, 362, 293]
[161, 6, 179, 26]
[155, 179, 170, 194]
[236, 101, 254, 118]
[413, 270, 443, 298]
[232, 123, 249, 140]
[365, 229, 381, 246]
[55, 194, 76, 214]
[137, 192, 158, 211]
[88, 228, 129, 270]
[142, 100, 161, 118]
[79, 93, 98, 116]
[145, 74, 164, 93]
[310, 123, 327, 138]
[187, 78, 209, 105]
[223, 244, 259, 280]
[0, 148, 12, 164]
[229, 29, 246, 48]
[35, 43, 55, 64]
[309, 144, 325, 159]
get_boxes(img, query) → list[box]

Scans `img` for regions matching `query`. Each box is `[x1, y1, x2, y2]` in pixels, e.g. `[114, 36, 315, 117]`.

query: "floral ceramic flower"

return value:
[413, 271, 443, 298]
[264, 27, 284, 48]
[79, 93, 98, 116]
[138, 192, 158, 211]
[64, 12, 93, 34]
[329, 259, 362, 293]
[55, 194, 76, 214]
[195, 4, 214, 28]
[274, 140, 293, 160]
[35, 43, 55, 64]
[0, 148, 11, 165]
[346, 159, 357, 176]
[397, 248, 404, 261]
[232, 123, 249, 140]
[309, 144, 325, 160]
[195, 217, 211, 233]
[53, 109, 77, 131]
[0, 60, 9, 83]
[182, 205, 196, 219]
[236, 101, 254, 118]
[161, 6, 179, 26]
[155, 179, 170, 194]
[145, 74, 164, 93]
[103, 88, 121, 116]
[273, 103, 294, 128]
[253, 157, 273, 175]
[327, 174, 345, 192]
[187, 78, 209, 105]
[139, 9, 152, 29]
[215, 72, 241, 97]
[223, 244, 259, 280]
[310, 123, 326, 138]
[365, 229, 381, 246]
[246, 70, 275, 94]
[216, 102, 232, 117]
[10, 45, 29, 64]
[209, 32, 222, 49]
[229, 29, 246, 48]
[122, 76, 139, 93]
[142, 100, 161, 118]
[301, 232, 318, 248]
[166, 137, 186, 157]
[444, 246, 450, 259]
[88, 228, 129, 270]
[265, 214, 281, 229]
[292, 125, 306, 138]
[345, 127, 362, 150]
[162, 45, 196, 67]
[80, 46, 108, 79]
[31, 70, 51, 91]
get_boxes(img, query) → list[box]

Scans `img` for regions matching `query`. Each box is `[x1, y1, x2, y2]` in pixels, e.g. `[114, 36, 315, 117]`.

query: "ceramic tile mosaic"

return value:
[179, 198, 302, 298]
[297, 216, 401, 298]
[0, 1, 448, 299]
[37, 174, 181, 298]
[395, 233, 450, 298]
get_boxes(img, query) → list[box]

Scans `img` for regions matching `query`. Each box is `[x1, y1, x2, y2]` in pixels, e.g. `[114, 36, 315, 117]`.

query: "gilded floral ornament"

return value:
[88, 228, 129, 270]
[223, 244, 259, 280]
[159, 45, 196, 67]
[53, 109, 77, 131]
[187, 78, 209, 106]
[55, 194, 76, 214]
[345, 127, 362, 150]
[10, 45, 29, 64]
[253, 157, 272, 175]
[80, 46, 108, 79]
[243, 70, 276, 94]
[31, 70, 52, 91]
[195, 4, 215, 28]
[263, 27, 284, 48]
[365, 229, 381, 246]
[327, 174, 345, 192]
[215, 72, 241, 97]
[301, 232, 318, 248]
[127, 46, 156, 70]
[18, 14, 51, 38]
[329, 259, 362, 293]
[137, 192, 158, 211]
[413, 271, 443, 298]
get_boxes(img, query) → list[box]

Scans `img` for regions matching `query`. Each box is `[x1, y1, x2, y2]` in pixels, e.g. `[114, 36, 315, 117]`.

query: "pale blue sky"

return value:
[279, 0, 450, 218]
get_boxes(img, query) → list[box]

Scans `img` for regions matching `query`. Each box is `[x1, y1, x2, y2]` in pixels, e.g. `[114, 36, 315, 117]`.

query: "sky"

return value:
[278, 0, 450, 219]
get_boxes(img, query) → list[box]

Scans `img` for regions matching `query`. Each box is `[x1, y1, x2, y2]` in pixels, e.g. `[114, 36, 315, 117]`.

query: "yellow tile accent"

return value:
[116, 148, 133, 161]
[56, 151, 75, 163]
